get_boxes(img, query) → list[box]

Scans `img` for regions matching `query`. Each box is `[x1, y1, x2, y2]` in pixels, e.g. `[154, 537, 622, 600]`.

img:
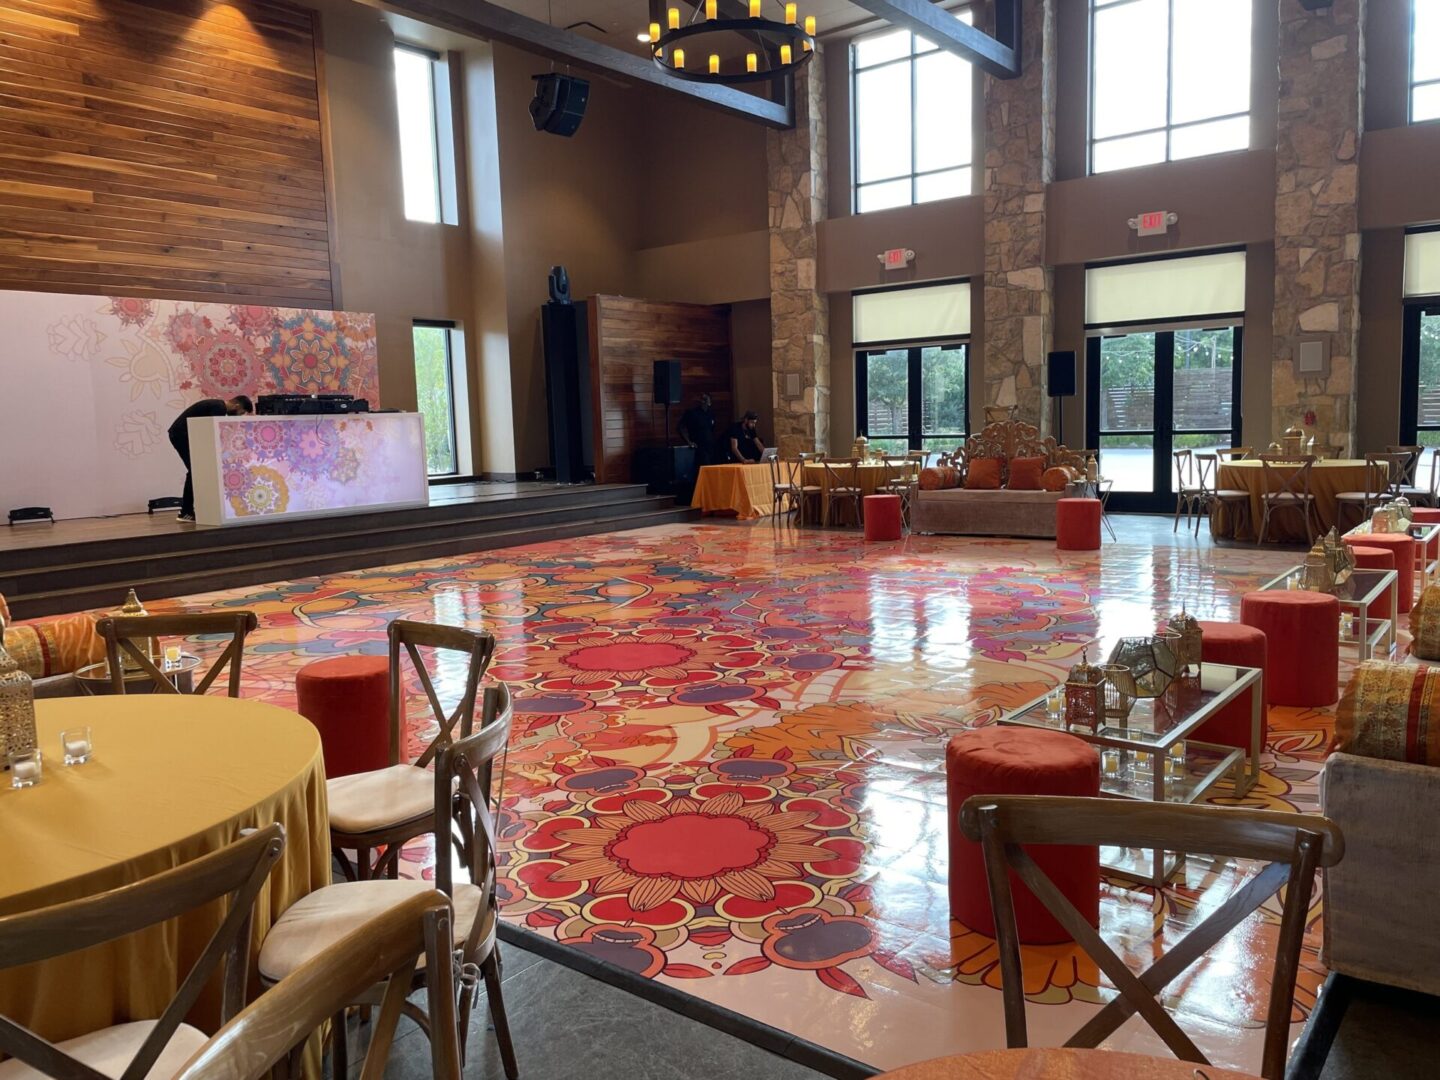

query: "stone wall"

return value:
[980, 0, 1055, 432]
[1271, 0, 1364, 454]
[768, 55, 830, 456]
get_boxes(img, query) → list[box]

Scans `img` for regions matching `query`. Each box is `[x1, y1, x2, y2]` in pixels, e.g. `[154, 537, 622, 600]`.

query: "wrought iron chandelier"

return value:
[647, 1, 817, 85]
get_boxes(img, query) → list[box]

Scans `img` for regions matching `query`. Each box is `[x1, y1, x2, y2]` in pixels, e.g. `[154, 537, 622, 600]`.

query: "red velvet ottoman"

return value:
[946, 727, 1099, 944]
[1056, 498, 1102, 551]
[863, 494, 903, 541]
[1239, 592, 1340, 707]
[1193, 621, 1267, 752]
[1347, 545, 1398, 621]
[296, 655, 393, 779]
[1343, 532, 1415, 612]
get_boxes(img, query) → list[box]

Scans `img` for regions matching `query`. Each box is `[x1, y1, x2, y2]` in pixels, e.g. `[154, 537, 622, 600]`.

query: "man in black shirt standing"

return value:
[168, 395, 253, 522]
[724, 410, 765, 463]
[677, 393, 716, 497]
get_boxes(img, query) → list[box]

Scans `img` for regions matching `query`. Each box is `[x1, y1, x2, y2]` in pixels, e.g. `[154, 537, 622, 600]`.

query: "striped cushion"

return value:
[1335, 660, 1440, 765]
[2, 613, 104, 679]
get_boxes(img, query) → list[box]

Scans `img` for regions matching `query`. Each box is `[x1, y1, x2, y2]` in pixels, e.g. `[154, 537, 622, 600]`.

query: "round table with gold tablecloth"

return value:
[0, 696, 330, 1047]
[876, 1048, 1261, 1079]
[1215, 459, 1384, 542]
[692, 461, 904, 520]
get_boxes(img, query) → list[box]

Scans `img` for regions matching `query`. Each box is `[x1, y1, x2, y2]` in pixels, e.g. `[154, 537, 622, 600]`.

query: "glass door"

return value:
[1087, 326, 1241, 513]
[1401, 303, 1440, 485]
[856, 343, 968, 459]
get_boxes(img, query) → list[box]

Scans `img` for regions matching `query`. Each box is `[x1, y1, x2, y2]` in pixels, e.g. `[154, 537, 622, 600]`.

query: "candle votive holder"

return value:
[1339, 612, 1355, 639]
[61, 726, 92, 766]
[1100, 749, 1121, 778]
[8, 749, 42, 788]
[1045, 688, 1065, 719]
[163, 645, 182, 672]
[1168, 740, 1186, 762]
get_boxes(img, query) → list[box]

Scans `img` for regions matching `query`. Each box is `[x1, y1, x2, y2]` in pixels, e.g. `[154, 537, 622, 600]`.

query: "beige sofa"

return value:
[911, 418, 1087, 539]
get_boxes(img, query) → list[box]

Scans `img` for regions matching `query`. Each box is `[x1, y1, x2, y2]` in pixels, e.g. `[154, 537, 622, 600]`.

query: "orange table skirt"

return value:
[691, 462, 901, 520]
[1215, 460, 1383, 542]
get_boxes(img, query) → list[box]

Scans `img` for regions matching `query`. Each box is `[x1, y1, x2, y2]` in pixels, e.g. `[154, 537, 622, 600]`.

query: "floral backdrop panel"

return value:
[0, 289, 380, 520]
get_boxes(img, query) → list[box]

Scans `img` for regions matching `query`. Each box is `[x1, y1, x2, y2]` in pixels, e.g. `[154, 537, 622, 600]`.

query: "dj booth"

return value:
[256, 392, 372, 415]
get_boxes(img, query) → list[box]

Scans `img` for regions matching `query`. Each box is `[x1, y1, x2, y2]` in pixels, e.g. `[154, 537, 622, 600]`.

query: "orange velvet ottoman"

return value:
[295, 655, 393, 779]
[1343, 532, 1415, 612]
[864, 494, 903, 541]
[1239, 592, 1340, 707]
[1056, 498, 1102, 551]
[1347, 545, 1397, 621]
[1193, 621, 1267, 751]
[946, 727, 1099, 944]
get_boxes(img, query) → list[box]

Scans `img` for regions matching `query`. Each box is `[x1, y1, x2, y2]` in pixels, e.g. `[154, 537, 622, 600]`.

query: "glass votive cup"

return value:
[1168, 740, 1186, 762]
[1133, 750, 1153, 777]
[8, 749, 42, 788]
[1046, 688, 1065, 718]
[1164, 755, 1183, 779]
[1339, 612, 1355, 639]
[1286, 575, 1300, 591]
[163, 645, 182, 671]
[61, 726, 92, 766]
[1100, 749, 1121, 778]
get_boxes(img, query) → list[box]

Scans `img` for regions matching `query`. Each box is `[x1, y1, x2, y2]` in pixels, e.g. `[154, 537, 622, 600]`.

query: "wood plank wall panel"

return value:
[587, 295, 734, 484]
[0, 0, 334, 307]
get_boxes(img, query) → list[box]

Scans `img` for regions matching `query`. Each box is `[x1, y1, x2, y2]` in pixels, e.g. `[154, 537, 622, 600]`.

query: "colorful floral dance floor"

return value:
[148, 522, 1341, 1073]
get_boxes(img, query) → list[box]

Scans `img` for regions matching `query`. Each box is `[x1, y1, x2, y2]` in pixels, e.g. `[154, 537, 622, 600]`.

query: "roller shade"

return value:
[853, 281, 970, 344]
[1085, 251, 1246, 327]
[1405, 231, 1440, 297]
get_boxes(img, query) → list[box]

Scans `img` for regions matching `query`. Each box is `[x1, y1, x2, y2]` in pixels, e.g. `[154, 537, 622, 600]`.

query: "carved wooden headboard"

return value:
[936, 420, 1087, 475]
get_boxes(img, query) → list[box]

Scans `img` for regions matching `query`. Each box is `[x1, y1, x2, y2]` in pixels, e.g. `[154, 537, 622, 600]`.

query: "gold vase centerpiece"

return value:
[1282, 425, 1305, 456]
[1063, 648, 1106, 732]
[851, 435, 870, 461]
[0, 615, 37, 768]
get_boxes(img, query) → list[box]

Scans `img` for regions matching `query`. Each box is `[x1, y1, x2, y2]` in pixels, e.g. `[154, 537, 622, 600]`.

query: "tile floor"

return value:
[137, 514, 1357, 1075]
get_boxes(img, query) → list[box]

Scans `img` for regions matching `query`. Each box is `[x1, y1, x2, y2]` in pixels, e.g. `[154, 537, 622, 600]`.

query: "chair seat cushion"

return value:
[258, 881, 491, 982]
[327, 764, 435, 834]
[0, 1021, 208, 1080]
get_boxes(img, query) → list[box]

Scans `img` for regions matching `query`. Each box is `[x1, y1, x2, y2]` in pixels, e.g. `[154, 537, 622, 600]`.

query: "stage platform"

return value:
[0, 482, 694, 620]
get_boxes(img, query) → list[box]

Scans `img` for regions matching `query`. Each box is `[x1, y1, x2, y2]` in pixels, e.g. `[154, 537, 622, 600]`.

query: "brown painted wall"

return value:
[1361, 125, 1440, 229]
[818, 197, 983, 293]
[1358, 229, 1407, 453]
[730, 298, 775, 439]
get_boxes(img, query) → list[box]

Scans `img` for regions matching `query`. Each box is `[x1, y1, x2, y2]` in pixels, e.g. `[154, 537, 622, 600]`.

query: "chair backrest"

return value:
[434, 683, 515, 957]
[0, 824, 285, 1080]
[1257, 454, 1315, 503]
[767, 452, 787, 491]
[1172, 448, 1195, 488]
[175, 890, 460, 1080]
[1193, 452, 1218, 495]
[1385, 445, 1423, 487]
[389, 620, 496, 768]
[1216, 446, 1252, 461]
[959, 797, 1343, 1080]
[820, 457, 859, 491]
[1364, 452, 1408, 501]
[96, 611, 258, 698]
[881, 455, 915, 489]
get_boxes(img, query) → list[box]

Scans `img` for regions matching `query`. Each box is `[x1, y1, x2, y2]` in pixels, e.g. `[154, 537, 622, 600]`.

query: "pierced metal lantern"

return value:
[0, 615, 37, 767]
[1166, 608, 1203, 674]
[1106, 634, 1179, 699]
[1064, 648, 1106, 732]
[1098, 664, 1135, 720]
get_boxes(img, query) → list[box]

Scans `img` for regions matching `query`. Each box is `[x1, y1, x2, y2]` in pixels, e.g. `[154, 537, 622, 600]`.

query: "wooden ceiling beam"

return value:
[362, 0, 795, 127]
[848, 0, 1021, 78]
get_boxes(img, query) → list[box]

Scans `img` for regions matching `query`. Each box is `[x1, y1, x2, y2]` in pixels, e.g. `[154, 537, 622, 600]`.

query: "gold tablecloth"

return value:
[1216, 459, 1383, 542]
[0, 696, 329, 1045]
[876, 1048, 1261, 1079]
[691, 462, 901, 520]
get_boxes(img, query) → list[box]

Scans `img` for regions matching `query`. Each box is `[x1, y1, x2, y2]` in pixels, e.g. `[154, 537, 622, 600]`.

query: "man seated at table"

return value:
[723, 411, 765, 463]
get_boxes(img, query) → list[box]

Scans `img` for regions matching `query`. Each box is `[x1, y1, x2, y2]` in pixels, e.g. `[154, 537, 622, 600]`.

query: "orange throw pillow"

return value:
[919, 466, 946, 491]
[1041, 466, 1072, 492]
[964, 457, 1003, 490]
[1007, 457, 1046, 490]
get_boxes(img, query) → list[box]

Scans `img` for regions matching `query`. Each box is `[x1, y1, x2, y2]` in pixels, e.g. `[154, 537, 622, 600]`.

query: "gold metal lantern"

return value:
[1166, 608, 1203, 674]
[1063, 648, 1106, 732]
[1098, 664, 1135, 720]
[1106, 635, 1179, 698]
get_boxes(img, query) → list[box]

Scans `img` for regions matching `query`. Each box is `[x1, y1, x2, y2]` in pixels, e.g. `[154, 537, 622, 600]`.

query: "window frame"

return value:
[854, 340, 970, 457]
[1401, 300, 1440, 447]
[1087, 0, 1251, 175]
[412, 319, 461, 478]
[394, 43, 446, 225]
[1412, 0, 1440, 123]
[849, 16, 974, 214]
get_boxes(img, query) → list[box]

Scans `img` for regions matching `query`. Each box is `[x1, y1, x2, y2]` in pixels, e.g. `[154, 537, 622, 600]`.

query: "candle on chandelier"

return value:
[746, 51, 758, 72]
[784, 2, 797, 24]
[673, 47, 685, 68]
[805, 14, 816, 35]
[668, 6, 680, 29]
[780, 43, 792, 64]
[649, 21, 660, 42]
[705, 0, 717, 18]
[709, 53, 720, 74]
[749, 0, 761, 17]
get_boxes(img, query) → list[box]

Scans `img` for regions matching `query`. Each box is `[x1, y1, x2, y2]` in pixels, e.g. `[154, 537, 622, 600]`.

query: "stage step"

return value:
[2, 485, 696, 620]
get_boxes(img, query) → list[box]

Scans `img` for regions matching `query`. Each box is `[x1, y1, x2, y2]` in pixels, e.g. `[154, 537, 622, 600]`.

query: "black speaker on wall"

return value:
[1047, 351, 1077, 398]
[653, 359, 682, 406]
[530, 73, 590, 137]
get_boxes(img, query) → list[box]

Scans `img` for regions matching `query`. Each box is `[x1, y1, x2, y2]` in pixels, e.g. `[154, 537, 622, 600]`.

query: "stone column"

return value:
[768, 54, 830, 457]
[1272, 0, 1364, 454]
[981, 0, 1055, 431]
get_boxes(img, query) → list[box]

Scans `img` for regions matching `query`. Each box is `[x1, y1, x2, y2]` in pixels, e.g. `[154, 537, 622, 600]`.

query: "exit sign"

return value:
[878, 247, 915, 270]
[1130, 210, 1177, 237]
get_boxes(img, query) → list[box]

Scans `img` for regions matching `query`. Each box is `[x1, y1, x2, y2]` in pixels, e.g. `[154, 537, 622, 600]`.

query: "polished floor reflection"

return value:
[144, 518, 1339, 1073]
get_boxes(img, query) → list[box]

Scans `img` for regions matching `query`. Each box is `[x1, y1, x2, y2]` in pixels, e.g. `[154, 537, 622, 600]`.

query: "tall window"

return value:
[394, 45, 446, 223]
[1414, 0, 1440, 121]
[1089, 0, 1251, 174]
[413, 322, 462, 476]
[851, 9, 973, 214]
[1401, 304, 1440, 484]
[856, 344, 968, 457]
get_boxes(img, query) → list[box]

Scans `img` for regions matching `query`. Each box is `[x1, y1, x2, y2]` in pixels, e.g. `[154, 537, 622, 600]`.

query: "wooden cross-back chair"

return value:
[178, 891, 459, 1080]
[1384, 443, 1437, 506]
[95, 612, 258, 697]
[434, 683, 518, 1074]
[959, 797, 1344, 1080]
[1334, 452, 1407, 529]
[0, 824, 284, 1080]
[1256, 454, 1319, 545]
[327, 620, 496, 881]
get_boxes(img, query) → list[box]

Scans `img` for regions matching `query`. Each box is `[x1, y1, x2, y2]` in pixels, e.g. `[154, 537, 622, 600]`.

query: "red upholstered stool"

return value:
[1343, 532, 1415, 613]
[1347, 545, 1398, 621]
[1239, 592, 1340, 707]
[295, 655, 393, 779]
[1193, 621, 1267, 752]
[1056, 498, 1102, 551]
[946, 727, 1100, 944]
[863, 494, 903, 541]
